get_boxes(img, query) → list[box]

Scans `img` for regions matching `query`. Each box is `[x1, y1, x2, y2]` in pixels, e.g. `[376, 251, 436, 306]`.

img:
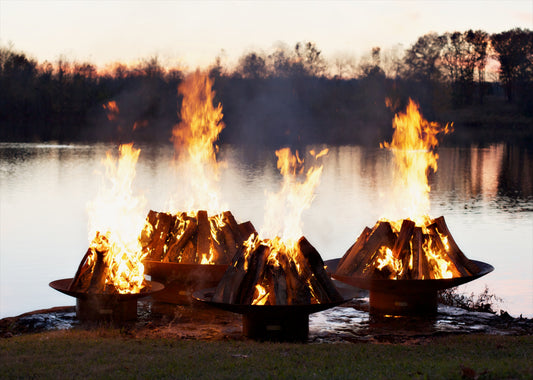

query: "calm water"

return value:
[1, 142, 532, 318]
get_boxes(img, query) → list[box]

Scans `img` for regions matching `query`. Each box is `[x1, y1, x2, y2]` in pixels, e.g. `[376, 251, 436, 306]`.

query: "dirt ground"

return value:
[1, 297, 531, 343]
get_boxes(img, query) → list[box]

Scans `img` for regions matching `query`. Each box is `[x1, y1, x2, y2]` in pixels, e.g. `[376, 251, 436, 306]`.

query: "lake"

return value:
[1, 142, 531, 318]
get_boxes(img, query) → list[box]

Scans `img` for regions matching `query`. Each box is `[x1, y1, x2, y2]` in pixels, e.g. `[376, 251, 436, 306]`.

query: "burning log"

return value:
[267, 264, 288, 305]
[88, 248, 108, 294]
[141, 210, 257, 265]
[350, 221, 396, 277]
[297, 237, 343, 303]
[336, 227, 372, 275]
[237, 245, 270, 304]
[69, 231, 147, 295]
[335, 216, 480, 280]
[164, 215, 198, 263]
[277, 250, 311, 305]
[213, 236, 341, 305]
[140, 211, 174, 261]
[196, 210, 212, 262]
[212, 247, 248, 303]
[238, 221, 258, 241]
[432, 216, 480, 275]
[68, 248, 94, 292]
[69, 233, 112, 293]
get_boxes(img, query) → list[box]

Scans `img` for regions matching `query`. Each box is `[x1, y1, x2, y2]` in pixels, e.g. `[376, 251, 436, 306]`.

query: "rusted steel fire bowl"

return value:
[326, 258, 494, 316]
[49, 278, 164, 322]
[193, 281, 357, 342]
[144, 261, 228, 304]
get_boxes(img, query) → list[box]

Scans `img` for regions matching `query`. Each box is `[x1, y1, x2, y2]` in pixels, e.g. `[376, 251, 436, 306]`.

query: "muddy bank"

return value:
[1, 297, 531, 343]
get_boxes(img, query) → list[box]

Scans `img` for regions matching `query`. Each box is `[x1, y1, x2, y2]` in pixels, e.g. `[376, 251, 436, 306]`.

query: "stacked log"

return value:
[213, 236, 343, 305]
[69, 232, 147, 293]
[335, 216, 480, 280]
[140, 210, 256, 265]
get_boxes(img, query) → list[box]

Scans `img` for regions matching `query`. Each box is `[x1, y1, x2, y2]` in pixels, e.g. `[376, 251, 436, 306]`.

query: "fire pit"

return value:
[326, 99, 495, 315]
[50, 278, 163, 321]
[140, 209, 256, 304]
[192, 235, 358, 341]
[193, 281, 356, 342]
[327, 258, 493, 315]
[144, 261, 228, 304]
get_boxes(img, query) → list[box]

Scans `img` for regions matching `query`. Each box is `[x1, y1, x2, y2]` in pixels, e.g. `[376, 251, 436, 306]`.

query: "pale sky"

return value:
[1, 0, 532, 70]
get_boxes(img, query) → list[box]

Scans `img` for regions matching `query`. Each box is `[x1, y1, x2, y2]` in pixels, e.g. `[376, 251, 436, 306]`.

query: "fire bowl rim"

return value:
[192, 281, 356, 316]
[326, 258, 494, 293]
[49, 278, 165, 300]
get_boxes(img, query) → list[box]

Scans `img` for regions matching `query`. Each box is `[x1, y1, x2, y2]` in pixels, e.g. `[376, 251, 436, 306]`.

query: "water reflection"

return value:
[0, 142, 531, 318]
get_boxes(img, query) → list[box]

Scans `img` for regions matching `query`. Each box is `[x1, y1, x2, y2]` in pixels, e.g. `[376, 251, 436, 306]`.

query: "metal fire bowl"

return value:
[144, 261, 229, 304]
[49, 278, 165, 301]
[192, 282, 357, 341]
[49, 278, 164, 321]
[192, 285, 354, 316]
[144, 261, 228, 283]
[326, 258, 494, 315]
[326, 258, 494, 293]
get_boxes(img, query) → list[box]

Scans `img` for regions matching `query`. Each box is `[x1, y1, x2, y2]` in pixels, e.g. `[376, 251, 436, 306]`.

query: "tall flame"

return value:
[381, 99, 452, 225]
[170, 70, 226, 213]
[260, 148, 327, 246]
[376, 99, 454, 279]
[86, 143, 147, 293]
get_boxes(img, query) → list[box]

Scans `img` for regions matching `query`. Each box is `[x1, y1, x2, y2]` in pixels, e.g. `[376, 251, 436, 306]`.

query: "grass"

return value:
[1, 330, 532, 379]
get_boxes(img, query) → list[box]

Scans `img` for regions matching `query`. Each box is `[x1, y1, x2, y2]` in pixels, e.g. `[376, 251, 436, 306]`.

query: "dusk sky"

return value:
[1, 0, 532, 70]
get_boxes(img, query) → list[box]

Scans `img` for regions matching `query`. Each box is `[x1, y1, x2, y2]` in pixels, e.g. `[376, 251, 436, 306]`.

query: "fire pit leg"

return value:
[243, 312, 309, 342]
[369, 290, 438, 316]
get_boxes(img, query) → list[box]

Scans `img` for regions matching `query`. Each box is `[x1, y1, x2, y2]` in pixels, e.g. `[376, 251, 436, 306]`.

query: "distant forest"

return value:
[1, 28, 532, 147]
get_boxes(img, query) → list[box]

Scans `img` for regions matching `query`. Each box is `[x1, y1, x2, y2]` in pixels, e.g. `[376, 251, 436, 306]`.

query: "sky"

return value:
[1, 0, 532, 70]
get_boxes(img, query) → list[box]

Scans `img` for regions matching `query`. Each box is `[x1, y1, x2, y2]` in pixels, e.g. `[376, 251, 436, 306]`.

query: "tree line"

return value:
[0, 28, 531, 146]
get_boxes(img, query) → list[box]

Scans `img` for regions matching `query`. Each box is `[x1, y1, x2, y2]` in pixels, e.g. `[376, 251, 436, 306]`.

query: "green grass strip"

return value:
[1, 331, 532, 379]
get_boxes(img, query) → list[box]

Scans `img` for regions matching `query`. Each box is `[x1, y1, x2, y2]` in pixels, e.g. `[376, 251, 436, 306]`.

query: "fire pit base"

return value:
[76, 297, 138, 322]
[49, 278, 164, 323]
[243, 312, 309, 342]
[193, 283, 357, 342]
[369, 290, 437, 316]
[326, 258, 494, 316]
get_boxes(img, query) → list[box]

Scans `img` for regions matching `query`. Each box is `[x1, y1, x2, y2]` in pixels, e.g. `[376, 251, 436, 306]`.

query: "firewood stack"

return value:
[140, 210, 257, 265]
[335, 216, 480, 280]
[213, 236, 343, 305]
[69, 232, 148, 294]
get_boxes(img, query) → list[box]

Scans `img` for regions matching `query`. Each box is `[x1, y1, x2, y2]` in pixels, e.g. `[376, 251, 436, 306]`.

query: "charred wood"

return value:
[212, 247, 248, 303]
[432, 216, 480, 275]
[164, 217, 198, 263]
[336, 227, 371, 275]
[352, 221, 396, 277]
[140, 210, 173, 261]
[297, 237, 343, 303]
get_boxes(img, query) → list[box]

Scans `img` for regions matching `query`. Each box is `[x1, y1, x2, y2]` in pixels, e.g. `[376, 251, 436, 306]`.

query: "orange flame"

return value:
[381, 99, 452, 224]
[86, 143, 147, 293]
[261, 148, 327, 247]
[377, 99, 455, 279]
[170, 70, 226, 213]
